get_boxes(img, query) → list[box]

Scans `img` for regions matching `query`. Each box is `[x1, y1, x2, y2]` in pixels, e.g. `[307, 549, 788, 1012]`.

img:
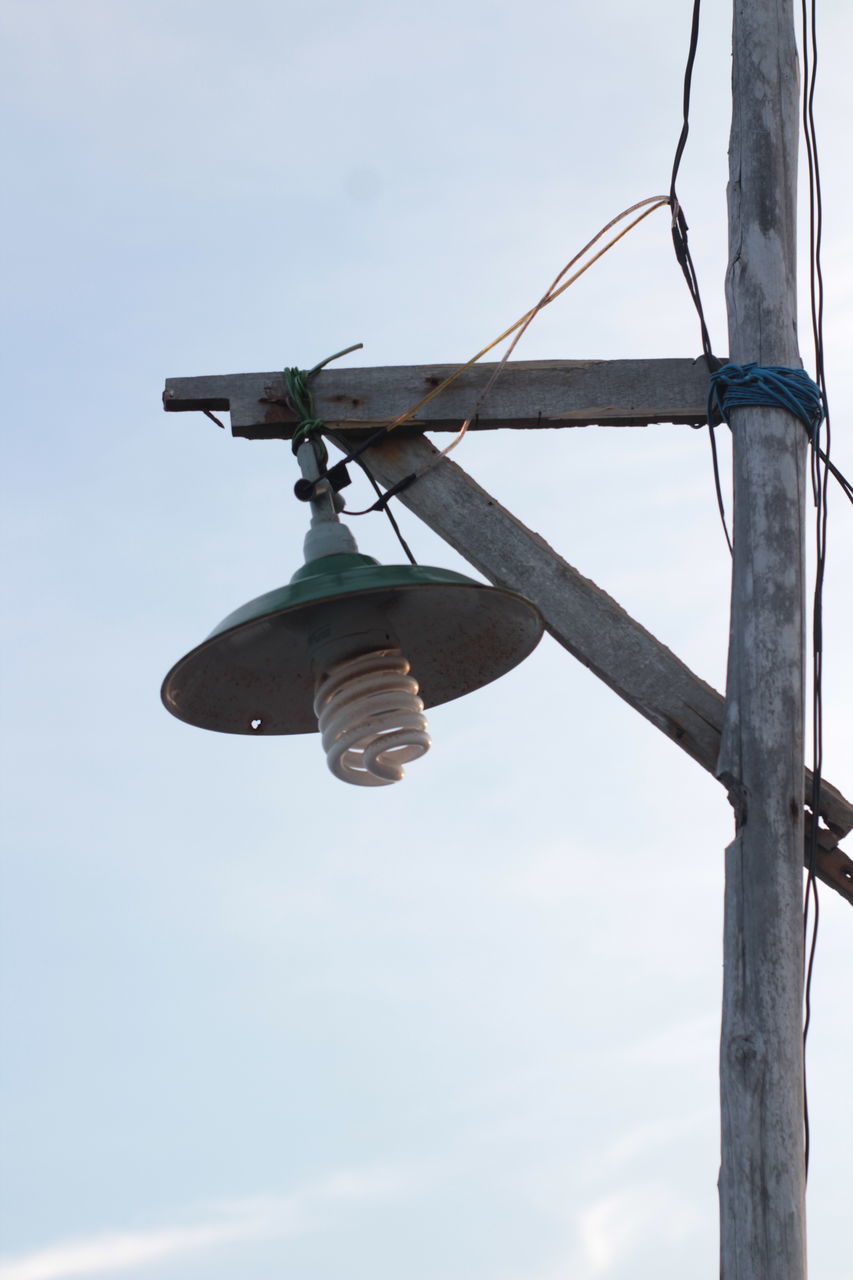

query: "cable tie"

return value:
[283, 345, 364, 475]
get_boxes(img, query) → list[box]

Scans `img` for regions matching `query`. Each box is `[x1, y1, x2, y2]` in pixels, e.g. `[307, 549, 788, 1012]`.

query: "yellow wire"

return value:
[384, 196, 670, 447]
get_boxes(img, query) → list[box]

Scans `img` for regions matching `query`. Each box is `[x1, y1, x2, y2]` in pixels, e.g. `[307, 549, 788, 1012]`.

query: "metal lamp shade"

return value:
[161, 553, 544, 735]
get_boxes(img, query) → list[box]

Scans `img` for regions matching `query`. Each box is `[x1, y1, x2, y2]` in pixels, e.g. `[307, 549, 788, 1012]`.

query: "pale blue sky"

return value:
[1, 2, 851, 1278]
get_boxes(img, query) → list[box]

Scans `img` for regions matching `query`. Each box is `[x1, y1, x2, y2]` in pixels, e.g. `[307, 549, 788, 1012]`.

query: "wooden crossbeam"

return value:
[163, 357, 715, 438]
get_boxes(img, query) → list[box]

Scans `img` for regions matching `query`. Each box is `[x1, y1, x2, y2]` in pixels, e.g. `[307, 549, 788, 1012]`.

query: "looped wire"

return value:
[707, 363, 825, 437]
[284, 343, 364, 468]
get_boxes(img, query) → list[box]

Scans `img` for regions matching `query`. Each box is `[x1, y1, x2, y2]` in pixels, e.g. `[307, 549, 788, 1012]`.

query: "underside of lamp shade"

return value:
[161, 553, 544, 735]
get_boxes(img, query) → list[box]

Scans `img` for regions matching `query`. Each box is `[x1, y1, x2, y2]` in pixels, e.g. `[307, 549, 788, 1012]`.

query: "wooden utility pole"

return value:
[717, 0, 807, 1276]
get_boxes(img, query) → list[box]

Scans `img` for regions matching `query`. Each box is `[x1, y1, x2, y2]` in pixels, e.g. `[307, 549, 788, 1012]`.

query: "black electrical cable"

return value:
[823, 453, 853, 504]
[321, 427, 419, 564]
[800, 0, 829, 1185]
[346, 457, 419, 565]
[669, 0, 716, 367]
[707, 417, 733, 555]
[669, 0, 732, 556]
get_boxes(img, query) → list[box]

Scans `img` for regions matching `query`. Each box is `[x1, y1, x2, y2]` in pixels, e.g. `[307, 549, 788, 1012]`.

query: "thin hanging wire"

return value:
[800, 0, 830, 1184]
[668, 0, 732, 555]
[324, 197, 672, 516]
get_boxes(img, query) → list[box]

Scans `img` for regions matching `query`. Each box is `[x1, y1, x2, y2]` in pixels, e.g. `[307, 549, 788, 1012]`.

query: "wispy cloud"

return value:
[0, 1165, 410, 1280]
[0, 1219, 260, 1280]
[576, 1182, 700, 1275]
[509, 1180, 703, 1280]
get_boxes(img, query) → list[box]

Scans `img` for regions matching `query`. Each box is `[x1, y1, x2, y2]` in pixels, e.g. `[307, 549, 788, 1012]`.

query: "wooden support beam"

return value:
[163, 356, 716, 438]
[334, 430, 853, 907]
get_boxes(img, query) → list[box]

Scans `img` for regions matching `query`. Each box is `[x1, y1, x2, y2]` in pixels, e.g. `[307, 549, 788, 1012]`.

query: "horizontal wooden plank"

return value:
[344, 431, 853, 906]
[163, 357, 716, 438]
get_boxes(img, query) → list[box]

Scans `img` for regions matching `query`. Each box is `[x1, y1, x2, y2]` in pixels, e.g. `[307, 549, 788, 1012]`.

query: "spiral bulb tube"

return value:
[313, 649, 431, 786]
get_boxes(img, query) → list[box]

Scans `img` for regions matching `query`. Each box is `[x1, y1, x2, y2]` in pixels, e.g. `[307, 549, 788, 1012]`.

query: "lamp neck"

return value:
[296, 440, 359, 563]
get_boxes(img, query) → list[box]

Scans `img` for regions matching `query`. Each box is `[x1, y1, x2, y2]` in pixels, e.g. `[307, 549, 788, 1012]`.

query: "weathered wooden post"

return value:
[717, 0, 807, 1275]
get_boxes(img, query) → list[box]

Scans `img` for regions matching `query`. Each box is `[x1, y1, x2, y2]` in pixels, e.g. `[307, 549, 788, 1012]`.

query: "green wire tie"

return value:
[284, 343, 364, 468]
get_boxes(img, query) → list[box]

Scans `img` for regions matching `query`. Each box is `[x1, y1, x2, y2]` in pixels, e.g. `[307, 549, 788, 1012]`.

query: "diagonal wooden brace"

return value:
[347, 432, 853, 906]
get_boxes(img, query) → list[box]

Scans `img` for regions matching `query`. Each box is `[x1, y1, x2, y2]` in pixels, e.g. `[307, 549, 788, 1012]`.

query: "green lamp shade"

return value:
[161, 552, 543, 735]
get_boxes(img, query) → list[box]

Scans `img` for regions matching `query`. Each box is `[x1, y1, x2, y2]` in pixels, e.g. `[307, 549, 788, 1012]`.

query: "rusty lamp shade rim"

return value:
[161, 552, 544, 736]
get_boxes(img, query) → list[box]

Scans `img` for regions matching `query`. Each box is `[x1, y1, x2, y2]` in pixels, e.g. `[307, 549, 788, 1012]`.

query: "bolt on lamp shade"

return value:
[161, 552, 544, 735]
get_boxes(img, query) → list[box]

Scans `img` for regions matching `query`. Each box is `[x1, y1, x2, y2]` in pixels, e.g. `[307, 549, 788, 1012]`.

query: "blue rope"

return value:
[707, 363, 824, 437]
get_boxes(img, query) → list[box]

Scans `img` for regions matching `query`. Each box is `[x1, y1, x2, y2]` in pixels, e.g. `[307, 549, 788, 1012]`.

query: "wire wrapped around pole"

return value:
[707, 363, 824, 436]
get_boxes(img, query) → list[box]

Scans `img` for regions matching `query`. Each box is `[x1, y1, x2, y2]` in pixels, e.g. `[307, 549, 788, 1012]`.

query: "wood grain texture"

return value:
[719, 1, 807, 1276]
[345, 431, 852, 905]
[163, 357, 717, 437]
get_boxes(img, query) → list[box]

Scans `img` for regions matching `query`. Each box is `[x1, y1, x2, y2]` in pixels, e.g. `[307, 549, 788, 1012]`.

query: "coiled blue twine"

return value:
[707, 363, 824, 437]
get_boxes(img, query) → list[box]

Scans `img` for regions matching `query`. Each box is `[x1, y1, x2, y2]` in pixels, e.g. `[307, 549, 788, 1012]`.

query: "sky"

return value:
[1, 1, 851, 1278]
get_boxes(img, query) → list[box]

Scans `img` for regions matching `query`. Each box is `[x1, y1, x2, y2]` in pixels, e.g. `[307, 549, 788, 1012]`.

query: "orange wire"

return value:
[384, 196, 670, 446]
